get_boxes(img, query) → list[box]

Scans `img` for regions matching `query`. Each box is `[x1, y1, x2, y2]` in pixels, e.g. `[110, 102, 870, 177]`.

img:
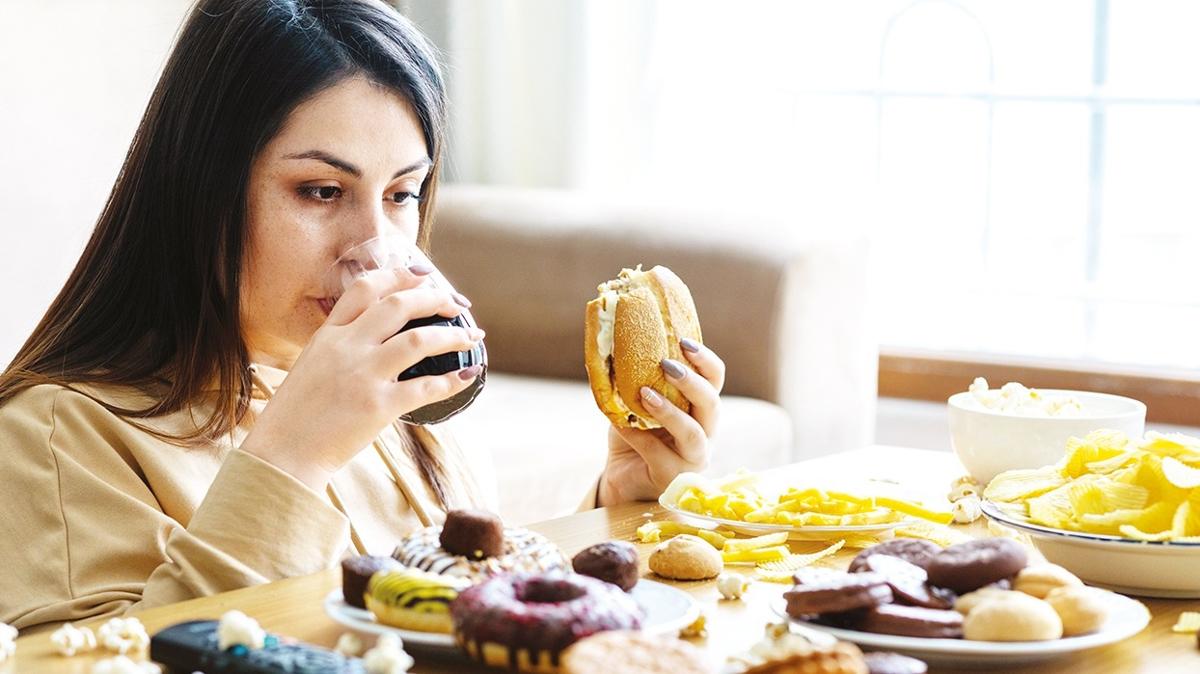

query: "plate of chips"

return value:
[983, 429, 1200, 597]
[658, 471, 952, 537]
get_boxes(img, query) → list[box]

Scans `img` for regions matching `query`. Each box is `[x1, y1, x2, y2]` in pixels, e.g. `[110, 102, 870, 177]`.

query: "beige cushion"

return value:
[453, 373, 792, 525]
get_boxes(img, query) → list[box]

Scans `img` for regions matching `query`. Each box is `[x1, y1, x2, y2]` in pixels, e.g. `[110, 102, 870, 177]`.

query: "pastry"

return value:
[584, 265, 702, 429]
[962, 592, 1063, 641]
[848, 539, 941, 573]
[440, 509, 505, 559]
[572, 541, 640, 592]
[1044, 586, 1109, 636]
[561, 631, 712, 674]
[342, 555, 403, 610]
[954, 588, 1021, 615]
[863, 652, 928, 674]
[852, 555, 954, 609]
[926, 539, 1027, 593]
[365, 568, 468, 633]
[1013, 563, 1083, 599]
[451, 571, 643, 673]
[784, 572, 893, 617]
[858, 604, 964, 639]
[393, 522, 569, 584]
[742, 641, 868, 674]
[648, 534, 722, 581]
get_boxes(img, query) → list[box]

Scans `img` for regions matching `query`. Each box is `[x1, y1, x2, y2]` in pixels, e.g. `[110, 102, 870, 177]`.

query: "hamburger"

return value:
[584, 265, 703, 429]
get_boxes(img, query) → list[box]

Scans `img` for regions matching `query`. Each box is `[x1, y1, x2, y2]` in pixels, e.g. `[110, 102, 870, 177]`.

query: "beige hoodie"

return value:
[0, 364, 512, 634]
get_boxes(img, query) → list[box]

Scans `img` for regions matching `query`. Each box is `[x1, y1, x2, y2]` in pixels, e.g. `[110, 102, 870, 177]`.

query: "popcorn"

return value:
[967, 377, 1083, 417]
[217, 610, 266, 651]
[97, 617, 150, 655]
[952, 496, 983, 524]
[91, 655, 160, 674]
[334, 632, 365, 657]
[362, 633, 414, 674]
[52, 623, 97, 657]
[948, 475, 981, 503]
[717, 572, 751, 600]
[0, 622, 16, 664]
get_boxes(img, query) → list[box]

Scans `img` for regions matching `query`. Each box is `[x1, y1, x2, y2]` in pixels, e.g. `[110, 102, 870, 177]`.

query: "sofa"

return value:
[430, 185, 877, 524]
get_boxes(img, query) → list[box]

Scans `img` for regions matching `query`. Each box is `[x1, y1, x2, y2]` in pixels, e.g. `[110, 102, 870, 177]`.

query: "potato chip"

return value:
[755, 540, 846, 583]
[1172, 612, 1200, 633]
[1163, 456, 1200, 489]
[983, 467, 1067, 502]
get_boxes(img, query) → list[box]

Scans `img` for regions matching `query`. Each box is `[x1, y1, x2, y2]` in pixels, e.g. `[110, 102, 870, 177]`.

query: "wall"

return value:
[0, 0, 193, 366]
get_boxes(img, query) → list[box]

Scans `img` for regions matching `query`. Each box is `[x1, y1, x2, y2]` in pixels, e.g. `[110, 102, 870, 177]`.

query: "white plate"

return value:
[770, 592, 1149, 668]
[324, 579, 699, 651]
[658, 495, 912, 537]
[982, 499, 1200, 598]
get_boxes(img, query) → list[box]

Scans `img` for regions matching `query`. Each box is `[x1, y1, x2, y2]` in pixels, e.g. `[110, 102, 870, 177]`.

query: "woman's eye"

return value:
[389, 191, 420, 204]
[299, 185, 342, 201]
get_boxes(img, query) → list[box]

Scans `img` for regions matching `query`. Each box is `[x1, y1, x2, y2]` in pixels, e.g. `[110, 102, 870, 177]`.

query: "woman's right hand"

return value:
[239, 266, 483, 490]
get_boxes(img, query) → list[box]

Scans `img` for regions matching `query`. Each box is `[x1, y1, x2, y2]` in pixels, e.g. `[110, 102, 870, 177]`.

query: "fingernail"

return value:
[408, 263, 435, 276]
[467, 327, 486, 341]
[452, 292, 472, 308]
[680, 338, 701, 353]
[640, 387, 663, 408]
[458, 364, 482, 380]
[661, 358, 687, 380]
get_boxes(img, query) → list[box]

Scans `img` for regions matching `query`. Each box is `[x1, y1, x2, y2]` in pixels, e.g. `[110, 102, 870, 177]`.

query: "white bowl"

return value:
[982, 500, 1200, 598]
[947, 389, 1145, 483]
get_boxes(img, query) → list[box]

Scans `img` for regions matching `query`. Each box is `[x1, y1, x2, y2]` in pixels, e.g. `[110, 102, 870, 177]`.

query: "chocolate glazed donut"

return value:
[450, 572, 643, 673]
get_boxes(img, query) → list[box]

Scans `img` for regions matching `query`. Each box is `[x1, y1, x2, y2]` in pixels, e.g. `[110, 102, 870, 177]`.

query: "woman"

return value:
[0, 0, 723, 633]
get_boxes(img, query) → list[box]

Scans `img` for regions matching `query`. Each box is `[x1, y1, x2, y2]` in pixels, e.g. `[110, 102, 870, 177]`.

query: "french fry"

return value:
[722, 545, 790, 564]
[722, 532, 789, 554]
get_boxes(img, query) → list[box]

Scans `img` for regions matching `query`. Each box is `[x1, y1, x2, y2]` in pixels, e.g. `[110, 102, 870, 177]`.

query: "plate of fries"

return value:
[658, 471, 953, 537]
[982, 429, 1200, 597]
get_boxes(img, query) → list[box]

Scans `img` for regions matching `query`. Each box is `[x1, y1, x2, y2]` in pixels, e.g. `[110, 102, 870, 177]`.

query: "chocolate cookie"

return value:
[849, 539, 941, 572]
[341, 555, 403, 610]
[864, 652, 928, 674]
[572, 541, 639, 592]
[855, 555, 954, 610]
[926, 539, 1027, 594]
[439, 509, 505, 559]
[859, 604, 964, 639]
[785, 572, 893, 618]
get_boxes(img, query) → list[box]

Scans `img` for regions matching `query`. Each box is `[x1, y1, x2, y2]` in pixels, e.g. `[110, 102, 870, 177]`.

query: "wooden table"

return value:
[12, 447, 1200, 673]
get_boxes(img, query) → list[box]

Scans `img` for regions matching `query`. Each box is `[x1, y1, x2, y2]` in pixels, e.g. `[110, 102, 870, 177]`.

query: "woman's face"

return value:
[242, 76, 431, 368]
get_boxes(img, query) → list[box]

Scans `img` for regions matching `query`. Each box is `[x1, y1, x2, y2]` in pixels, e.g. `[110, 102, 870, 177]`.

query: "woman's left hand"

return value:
[598, 339, 726, 505]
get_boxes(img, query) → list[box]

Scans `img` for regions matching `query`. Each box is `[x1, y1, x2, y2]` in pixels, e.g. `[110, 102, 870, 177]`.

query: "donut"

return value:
[572, 541, 640, 592]
[393, 525, 569, 584]
[784, 572, 893, 617]
[365, 568, 469, 633]
[450, 572, 643, 673]
[926, 539, 1027, 594]
[848, 539, 941, 573]
[441, 509, 505, 559]
[341, 555, 403, 610]
[560, 631, 711, 674]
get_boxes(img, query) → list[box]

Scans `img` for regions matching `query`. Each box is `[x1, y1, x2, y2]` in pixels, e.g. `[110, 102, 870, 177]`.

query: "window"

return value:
[642, 0, 1200, 370]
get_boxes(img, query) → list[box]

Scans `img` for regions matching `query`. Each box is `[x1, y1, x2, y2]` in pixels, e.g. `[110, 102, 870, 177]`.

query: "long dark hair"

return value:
[0, 0, 453, 503]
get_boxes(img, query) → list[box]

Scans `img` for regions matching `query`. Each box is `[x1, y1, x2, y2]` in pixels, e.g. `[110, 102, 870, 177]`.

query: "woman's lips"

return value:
[317, 297, 336, 316]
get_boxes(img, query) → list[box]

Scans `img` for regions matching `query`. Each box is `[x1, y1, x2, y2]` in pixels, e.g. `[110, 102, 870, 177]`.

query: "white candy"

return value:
[0, 622, 16, 663]
[217, 610, 266, 651]
[52, 623, 97, 657]
[97, 618, 150, 655]
[363, 633, 414, 674]
[717, 572, 750, 600]
[334, 632, 364, 657]
[90, 655, 160, 674]
[952, 496, 983, 524]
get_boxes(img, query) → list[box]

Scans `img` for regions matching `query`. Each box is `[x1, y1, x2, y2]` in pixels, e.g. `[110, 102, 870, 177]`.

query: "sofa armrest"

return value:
[429, 184, 877, 456]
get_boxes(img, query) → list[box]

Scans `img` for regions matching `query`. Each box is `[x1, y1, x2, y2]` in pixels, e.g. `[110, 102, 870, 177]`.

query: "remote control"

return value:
[150, 620, 367, 674]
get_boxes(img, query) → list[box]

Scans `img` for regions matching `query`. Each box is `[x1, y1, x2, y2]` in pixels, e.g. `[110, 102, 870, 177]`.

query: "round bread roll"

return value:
[963, 592, 1063, 642]
[648, 534, 722, 580]
[1044, 586, 1110, 636]
[584, 265, 702, 429]
[1014, 563, 1083, 599]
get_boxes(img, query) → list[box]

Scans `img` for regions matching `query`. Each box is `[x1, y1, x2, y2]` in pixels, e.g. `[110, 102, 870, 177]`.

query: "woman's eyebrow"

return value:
[281, 150, 432, 180]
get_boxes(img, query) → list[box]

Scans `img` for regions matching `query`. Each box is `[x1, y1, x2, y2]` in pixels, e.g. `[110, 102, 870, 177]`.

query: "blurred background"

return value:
[2, 1, 1197, 469]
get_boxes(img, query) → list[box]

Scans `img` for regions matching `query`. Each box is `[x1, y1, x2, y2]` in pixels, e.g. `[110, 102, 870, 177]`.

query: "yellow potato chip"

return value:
[756, 540, 846, 583]
[984, 467, 1067, 502]
[1172, 612, 1200, 633]
[1163, 456, 1200, 489]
